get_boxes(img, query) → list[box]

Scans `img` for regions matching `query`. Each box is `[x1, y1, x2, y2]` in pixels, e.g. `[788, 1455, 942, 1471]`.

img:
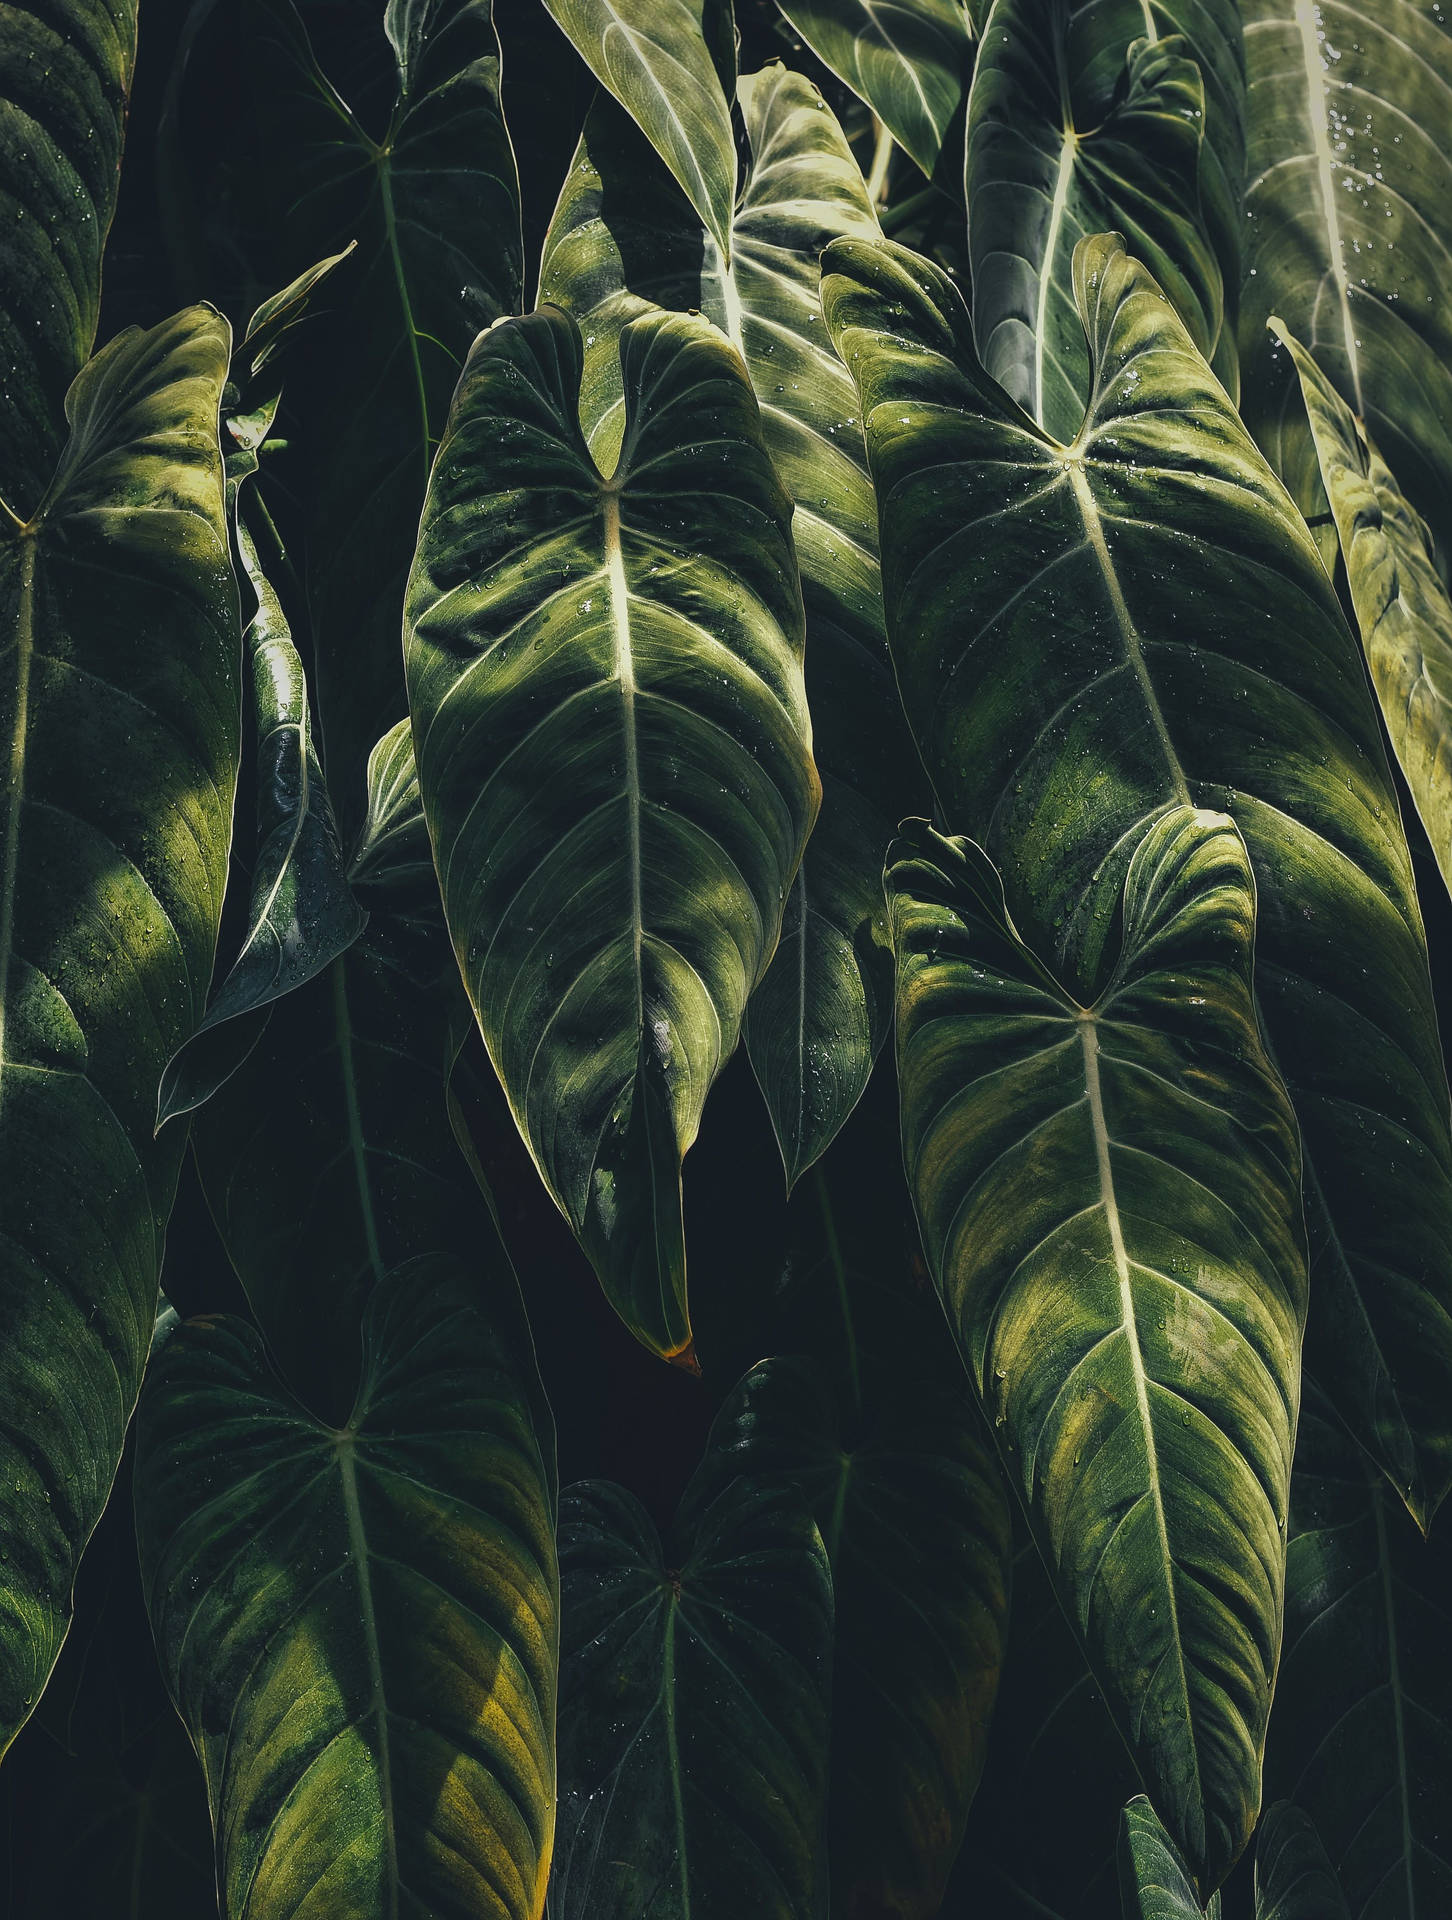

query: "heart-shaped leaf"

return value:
[0, 310, 239, 1755]
[405, 304, 818, 1363]
[551, 1474, 832, 1919]
[1120, 1797, 1222, 1918]
[135, 1258, 558, 1920]
[821, 229, 1452, 1524]
[1254, 1803, 1351, 1920]
[890, 806, 1307, 1892]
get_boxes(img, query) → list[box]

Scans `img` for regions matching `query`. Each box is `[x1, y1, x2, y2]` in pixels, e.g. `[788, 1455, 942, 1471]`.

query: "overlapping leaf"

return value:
[0, 0, 136, 515]
[1254, 1804, 1351, 1920]
[0, 312, 239, 1754]
[136, 1260, 558, 1920]
[890, 807, 1306, 1891]
[1120, 1797, 1222, 1918]
[551, 1474, 832, 1919]
[822, 229, 1452, 1523]
[405, 305, 818, 1363]
[541, 66, 927, 1182]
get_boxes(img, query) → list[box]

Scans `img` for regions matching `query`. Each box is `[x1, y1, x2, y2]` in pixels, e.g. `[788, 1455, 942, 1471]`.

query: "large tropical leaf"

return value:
[135, 1259, 557, 1920]
[0, 311, 239, 1756]
[0, 0, 136, 515]
[1239, 0, 1452, 558]
[775, 0, 977, 178]
[1254, 1804, 1351, 1920]
[1273, 323, 1452, 903]
[822, 229, 1452, 1523]
[889, 806, 1307, 1891]
[551, 1474, 832, 1919]
[1262, 1391, 1452, 1917]
[540, 67, 928, 1183]
[405, 304, 818, 1364]
[1119, 1797, 1222, 1919]
[538, 0, 737, 259]
[965, 0, 1227, 439]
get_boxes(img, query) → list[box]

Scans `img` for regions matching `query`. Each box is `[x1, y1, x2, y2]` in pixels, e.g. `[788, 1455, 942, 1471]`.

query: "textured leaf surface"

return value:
[540, 66, 926, 1183]
[890, 807, 1307, 1891]
[1274, 323, 1452, 904]
[0, 0, 136, 515]
[551, 1475, 832, 1920]
[136, 1261, 557, 1920]
[1254, 1803, 1351, 1920]
[405, 305, 817, 1362]
[1240, 0, 1452, 556]
[0, 311, 238, 1755]
[966, 0, 1225, 439]
[1120, 1797, 1222, 1918]
[822, 229, 1452, 1522]
[775, 0, 976, 176]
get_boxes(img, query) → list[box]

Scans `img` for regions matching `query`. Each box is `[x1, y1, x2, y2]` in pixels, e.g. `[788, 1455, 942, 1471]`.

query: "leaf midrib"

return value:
[337, 1433, 400, 1918]
[0, 535, 37, 1118]
[1292, 0, 1364, 411]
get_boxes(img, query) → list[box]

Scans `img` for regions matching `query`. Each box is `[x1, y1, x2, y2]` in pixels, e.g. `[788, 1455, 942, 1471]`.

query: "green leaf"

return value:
[135, 1258, 557, 1920]
[1254, 1804, 1350, 1920]
[405, 304, 818, 1364]
[1120, 1797, 1221, 1918]
[540, 66, 928, 1184]
[552, 1474, 832, 1919]
[1239, 0, 1452, 558]
[965, 0, 1226, 440]
[0, 0, 136, 515]
[774, 0, 976, 177]
[1272, 322, 1452, 906]
[538, 0, 737, 259]
[1262, 1391, 1452, 1916]
[0, 310, 239, 1756]
[821, 229, 1452, 1523]
[889, 806, 1307, 1891]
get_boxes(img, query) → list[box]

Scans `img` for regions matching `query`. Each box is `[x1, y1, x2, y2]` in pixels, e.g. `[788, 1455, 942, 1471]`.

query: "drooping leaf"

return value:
[539, 0, 737, 260]
[540, 67, 928, 1184]
[0, 311, 239, 1756]
[1262, 1390, 1452, 1917]
[965, 0, 1227, 440]
[1273, 322, 1452, 904]
[821, 229, 1452, 1523]
[1254, 1803, 1351, 1920]
[889, 806, 1307, 1891]
[1239, 0, 1452, 559]
[0, 0, 136, 515]
[775, 0, 977, 177]
[551, 1474, 832, 1920]
[1120, 1797, 1221, 1918]
[405, 304, 818, 1364]
[135, 1259, 558, 1920]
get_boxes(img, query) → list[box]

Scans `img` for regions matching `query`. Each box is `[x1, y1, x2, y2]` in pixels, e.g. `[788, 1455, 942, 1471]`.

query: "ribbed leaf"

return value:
[539, 0, 736, 258]
[1120, 1798, 1221, 1918]
[135, 1260, 557, 1920]
[405, 305, 818, 1363]
[0, 311, 239, 1755]
[1263, 1392, 1452, 1917]
[1254, 1804, 1351, 1920]
[0, 0, 136, 515]
[540, 66, 927, 1184]
[1273, 323, 1452, 904]
[966, 0, 1226, 439]
[775, 0, 976, 176]
[551, 1474, 832, 1919]
[889, 806, 1307, 1891]
[1240, 0, 1452, 557]
[822, 229, 1452, 1522]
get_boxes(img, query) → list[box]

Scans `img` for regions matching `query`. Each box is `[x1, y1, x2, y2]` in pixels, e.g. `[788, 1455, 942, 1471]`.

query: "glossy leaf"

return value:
[1120, 1797, 1221, 1918]
[775, 0, 976, 177]
[551, 1474, 832, 1919]
[0, 311, 239, 1755]
[1254, 1803, 1351, 1920]
[405, 305, 818, 1363]
[135, 1259, 557, 1920]
[822, 229, 1452, 1523]
[0, 0, 136, 515]
[1274, 322, 1452, 905]
[966, 0, 1225, 440]
[889, 807, 1307, 1891]
[1263, 1391, 1452, 1917]
[540, 66, 927, 1184]
[1240, 0, 1452, 558]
